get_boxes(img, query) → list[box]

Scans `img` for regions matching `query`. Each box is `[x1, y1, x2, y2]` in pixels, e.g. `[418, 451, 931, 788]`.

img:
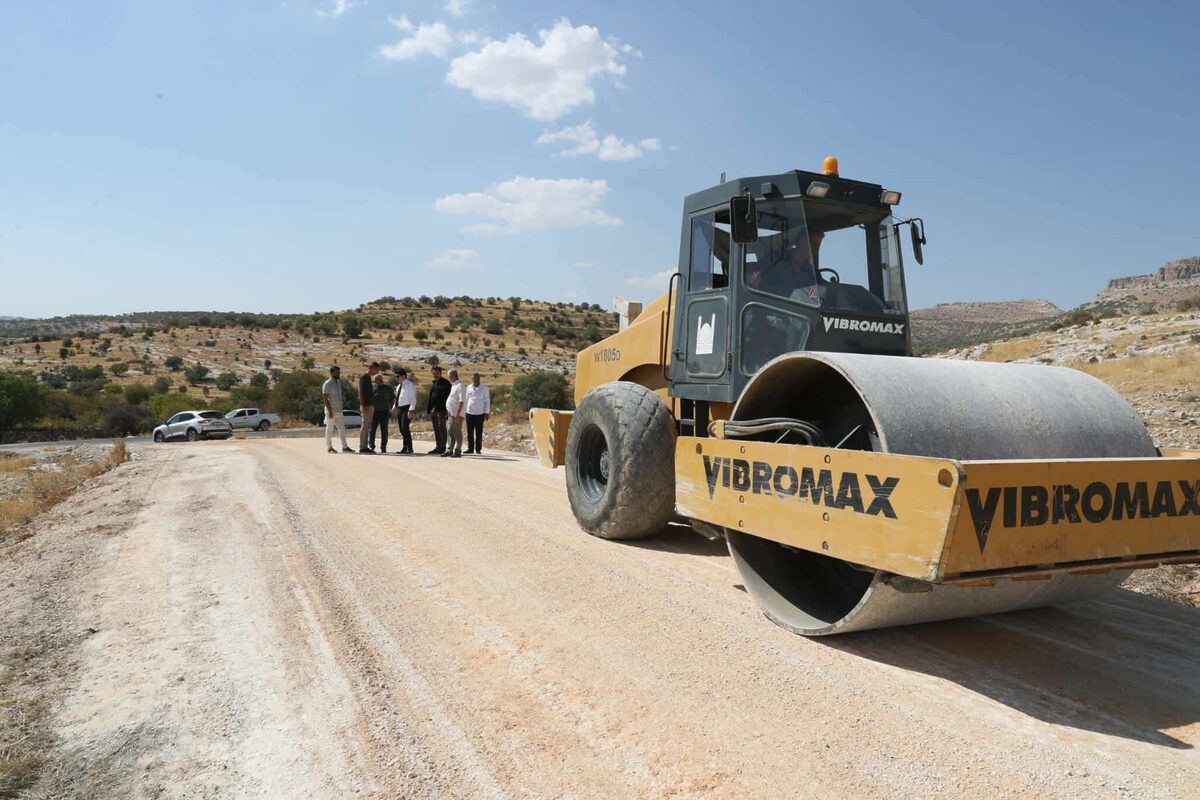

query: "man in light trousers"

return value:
[322, 365, 352, 453]
[443, 369, 465, 458]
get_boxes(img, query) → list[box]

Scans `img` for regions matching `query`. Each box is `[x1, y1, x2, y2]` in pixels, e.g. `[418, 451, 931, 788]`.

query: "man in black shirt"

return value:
[427, 365, 451, 454]
[358, 362, 380, 453]
[368, 373, 395, 453]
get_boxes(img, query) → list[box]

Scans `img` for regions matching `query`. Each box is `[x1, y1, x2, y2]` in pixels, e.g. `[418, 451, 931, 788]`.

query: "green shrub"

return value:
[215, 371, 240, 391]
[0, 371, 48, 429]
[104, 405, 152, 436]
[342, 313, 364, 339]
[292, 377, 359, 425]
[164, 355, 184, 371]
[123, 383, 151, 405]
[145, 392, 199, 422]
[228, 384, 269, 408]
[511, 371, 572, 411]
[185, 363, 210, 385]
[267, 371, 327, 418]
[152, 376, 173, 394]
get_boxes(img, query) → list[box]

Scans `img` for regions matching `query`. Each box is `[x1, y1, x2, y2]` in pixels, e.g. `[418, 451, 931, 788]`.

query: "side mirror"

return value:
[729, 194, 758, 244]
[908, 218, 926, 266]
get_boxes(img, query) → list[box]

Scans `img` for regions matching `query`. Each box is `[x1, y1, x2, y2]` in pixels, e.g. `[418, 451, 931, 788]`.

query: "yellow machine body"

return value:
[674, 437, 1200, 583]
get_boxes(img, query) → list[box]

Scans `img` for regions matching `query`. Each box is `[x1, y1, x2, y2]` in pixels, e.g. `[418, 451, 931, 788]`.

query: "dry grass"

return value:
[0, 648, 51, 798]
[0, 442, 129, 539]
[1077, 350, 1199, 392]
[978, 337, 1046, 363]
[0, 457, 35, 474]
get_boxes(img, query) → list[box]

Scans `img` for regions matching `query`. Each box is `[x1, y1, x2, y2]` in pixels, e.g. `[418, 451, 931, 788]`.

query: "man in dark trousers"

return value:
[427, 365, 451, 454]
[464, 372, 490, 455]
[393, 368, 416, 454]
[358, 362, 380, 453]
[368, 372, 394, 453]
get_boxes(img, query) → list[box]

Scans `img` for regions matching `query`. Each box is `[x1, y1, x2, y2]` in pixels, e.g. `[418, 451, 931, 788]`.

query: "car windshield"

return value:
[198, 411, 223, 420]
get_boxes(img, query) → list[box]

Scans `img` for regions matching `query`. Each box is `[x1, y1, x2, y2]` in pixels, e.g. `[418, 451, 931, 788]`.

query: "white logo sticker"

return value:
[696, 313, 715, 355]
[822, 316, 905, 335]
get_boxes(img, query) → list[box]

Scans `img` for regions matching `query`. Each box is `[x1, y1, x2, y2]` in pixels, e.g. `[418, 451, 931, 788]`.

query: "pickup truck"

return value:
[225, 407, 281, 431]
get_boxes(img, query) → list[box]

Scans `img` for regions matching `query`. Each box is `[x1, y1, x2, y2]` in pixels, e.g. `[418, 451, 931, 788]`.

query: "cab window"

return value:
[688, 209, 731, 291]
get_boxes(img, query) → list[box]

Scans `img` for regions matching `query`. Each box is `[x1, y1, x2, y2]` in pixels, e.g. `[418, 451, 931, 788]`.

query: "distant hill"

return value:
[1082, 257, 1200, 314]
[910, 299, 1063, 355]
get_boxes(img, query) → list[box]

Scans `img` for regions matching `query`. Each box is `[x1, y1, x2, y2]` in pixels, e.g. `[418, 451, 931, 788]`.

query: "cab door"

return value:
[672, 209, 731, 391]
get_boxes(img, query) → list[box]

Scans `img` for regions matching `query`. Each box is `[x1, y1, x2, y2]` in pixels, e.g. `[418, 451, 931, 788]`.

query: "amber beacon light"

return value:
[821, 156, 839, 176]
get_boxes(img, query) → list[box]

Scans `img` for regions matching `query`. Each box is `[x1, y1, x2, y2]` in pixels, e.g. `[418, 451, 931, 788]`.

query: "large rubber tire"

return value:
[565, 381, 676, 540]
[153, 431, 164, 443]
[257, 420, 270, 431]
[186, 428, 198, 442]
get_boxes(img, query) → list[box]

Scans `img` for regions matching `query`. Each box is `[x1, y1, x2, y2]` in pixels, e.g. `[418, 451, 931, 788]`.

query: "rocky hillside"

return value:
[910, 299, 1063, 355]
[1083, 256, 1200, 314]
[0, 296, 617, 406]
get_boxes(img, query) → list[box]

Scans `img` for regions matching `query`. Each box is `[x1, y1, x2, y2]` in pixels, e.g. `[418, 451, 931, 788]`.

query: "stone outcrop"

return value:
[1086, 257, 1200, 312]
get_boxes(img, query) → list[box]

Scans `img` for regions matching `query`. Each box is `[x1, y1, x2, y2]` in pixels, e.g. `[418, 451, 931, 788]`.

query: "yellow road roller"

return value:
[530, 159, 1200, 635]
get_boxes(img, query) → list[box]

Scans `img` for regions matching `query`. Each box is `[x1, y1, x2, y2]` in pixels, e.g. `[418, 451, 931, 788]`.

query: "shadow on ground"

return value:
[825, 587, 1200, 749]
[627, 522, 730, 558]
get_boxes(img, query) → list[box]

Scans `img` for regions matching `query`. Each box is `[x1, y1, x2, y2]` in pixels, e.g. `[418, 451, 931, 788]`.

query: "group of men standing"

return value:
[321, 362, 491, 457]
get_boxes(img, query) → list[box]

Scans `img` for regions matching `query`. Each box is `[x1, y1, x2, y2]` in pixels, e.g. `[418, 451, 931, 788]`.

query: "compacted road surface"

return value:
[6, 438, 1200, 798]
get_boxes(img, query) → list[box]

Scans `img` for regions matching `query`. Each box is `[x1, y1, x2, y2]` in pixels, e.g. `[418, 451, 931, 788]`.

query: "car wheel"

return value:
[257, 420, 270, 431]
[186, 428, 198, 442]
[154, 431, 164, 443]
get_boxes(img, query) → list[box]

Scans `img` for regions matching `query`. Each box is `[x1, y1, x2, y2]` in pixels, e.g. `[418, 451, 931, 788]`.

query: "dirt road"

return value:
[6, 439, 1200, 798]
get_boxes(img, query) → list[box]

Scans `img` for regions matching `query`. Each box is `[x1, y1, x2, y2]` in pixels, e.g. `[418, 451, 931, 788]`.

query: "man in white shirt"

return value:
[393, 368, 416, 454]
[464, 372, 491, 455]
[322, 365, 352, 453]
[443, 369, 465, 458]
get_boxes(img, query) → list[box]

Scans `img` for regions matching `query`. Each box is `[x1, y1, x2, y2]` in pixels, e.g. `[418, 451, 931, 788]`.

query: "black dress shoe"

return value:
[429, 447, 443, 454]
[451, 451, 462, 458]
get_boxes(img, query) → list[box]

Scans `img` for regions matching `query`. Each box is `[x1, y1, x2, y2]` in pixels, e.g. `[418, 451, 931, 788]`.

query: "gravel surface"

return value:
[3, 439, 1200, 797]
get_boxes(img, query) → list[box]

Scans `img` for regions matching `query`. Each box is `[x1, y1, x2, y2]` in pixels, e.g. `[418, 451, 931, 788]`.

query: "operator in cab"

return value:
[760, 229, 822, 303]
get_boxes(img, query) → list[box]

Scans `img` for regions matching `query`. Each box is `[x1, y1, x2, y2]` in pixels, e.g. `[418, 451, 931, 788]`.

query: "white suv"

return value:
[153, 410, 234, 442]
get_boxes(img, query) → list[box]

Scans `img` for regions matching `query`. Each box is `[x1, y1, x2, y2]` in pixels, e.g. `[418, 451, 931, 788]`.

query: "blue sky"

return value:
[2, 0, 1198, 318]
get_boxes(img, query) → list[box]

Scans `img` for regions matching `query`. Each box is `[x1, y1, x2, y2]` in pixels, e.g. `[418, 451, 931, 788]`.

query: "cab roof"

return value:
[683, 169, 889, 215]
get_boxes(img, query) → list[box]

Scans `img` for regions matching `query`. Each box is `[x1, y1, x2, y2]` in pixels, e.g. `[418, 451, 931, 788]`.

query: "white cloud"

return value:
[536, 121, 661, 161]
[435, 176, 622, 234]
[444, 0, 468, 18]
[315, 0, 355, 18]
[446, 19, 629, 121]
[379, 17, 454, 60]
[574, 260, 594, 269]
[625, 270, 673, 289]
[429, 248, 480, 269]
